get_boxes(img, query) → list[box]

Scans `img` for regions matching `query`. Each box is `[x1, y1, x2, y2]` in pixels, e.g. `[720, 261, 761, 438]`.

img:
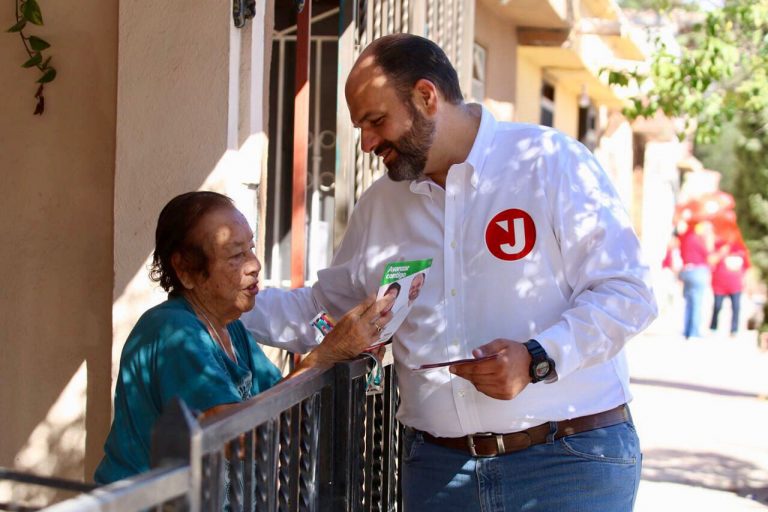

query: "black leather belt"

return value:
[421, 404, 629, 457]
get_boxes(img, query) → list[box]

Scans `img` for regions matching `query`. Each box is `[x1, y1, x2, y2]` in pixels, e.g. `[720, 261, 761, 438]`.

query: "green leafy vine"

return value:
[7, 0, 56, 115]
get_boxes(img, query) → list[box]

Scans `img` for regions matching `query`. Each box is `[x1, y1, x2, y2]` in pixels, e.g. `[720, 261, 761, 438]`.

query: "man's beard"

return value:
[376, 105, 435, 182]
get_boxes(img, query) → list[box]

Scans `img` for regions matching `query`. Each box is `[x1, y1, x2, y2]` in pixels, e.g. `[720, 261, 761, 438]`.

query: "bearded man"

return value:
[244, 34, 657, 512]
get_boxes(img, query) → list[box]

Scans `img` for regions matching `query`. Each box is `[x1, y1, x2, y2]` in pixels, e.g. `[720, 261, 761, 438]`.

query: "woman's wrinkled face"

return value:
[187, 207, 260, 321]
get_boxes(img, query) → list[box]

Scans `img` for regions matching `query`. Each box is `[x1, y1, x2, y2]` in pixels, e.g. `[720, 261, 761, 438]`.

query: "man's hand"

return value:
[297, 294, 394, 370]
[449, 339, 532, 400]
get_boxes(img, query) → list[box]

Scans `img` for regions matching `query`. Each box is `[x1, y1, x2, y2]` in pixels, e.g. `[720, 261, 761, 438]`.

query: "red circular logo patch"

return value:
[485, 209, 536, 261]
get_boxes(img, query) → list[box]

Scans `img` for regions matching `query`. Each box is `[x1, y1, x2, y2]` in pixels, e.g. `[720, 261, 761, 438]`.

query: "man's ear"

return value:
[412, 79, 438, 115]
[171, 252, 194, 290]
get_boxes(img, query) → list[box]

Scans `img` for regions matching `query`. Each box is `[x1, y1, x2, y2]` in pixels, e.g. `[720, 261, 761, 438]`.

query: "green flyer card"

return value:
[371, 258, 433, 347]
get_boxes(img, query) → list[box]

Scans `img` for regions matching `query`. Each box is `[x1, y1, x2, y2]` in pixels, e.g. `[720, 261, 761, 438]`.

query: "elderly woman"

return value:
[94, 191, 391, 484]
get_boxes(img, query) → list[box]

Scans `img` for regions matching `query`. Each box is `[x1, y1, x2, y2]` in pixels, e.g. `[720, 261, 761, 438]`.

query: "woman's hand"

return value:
[297, 294, 395, 370]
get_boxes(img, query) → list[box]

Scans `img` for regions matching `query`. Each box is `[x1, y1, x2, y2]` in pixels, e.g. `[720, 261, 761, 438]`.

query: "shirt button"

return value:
[451, 240, 457, 249]
[458, 390, 466, 397]
[451, 289, 457, 296]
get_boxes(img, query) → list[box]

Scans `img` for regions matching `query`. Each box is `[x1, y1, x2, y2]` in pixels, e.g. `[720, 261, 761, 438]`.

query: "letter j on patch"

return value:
[485, 209, 536, 261]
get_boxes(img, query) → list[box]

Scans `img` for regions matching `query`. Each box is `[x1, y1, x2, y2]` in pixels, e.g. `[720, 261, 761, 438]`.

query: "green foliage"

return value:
[694, 119, 739, 192]
[7, 0, 56, 115]
[37, 67, 56, 83]
[733, 110, 768, 276]
[28, 35, 49, 51]
[21, 0, 42, 25]
[608, 0, 768, 145]
[617, 0, 699, 11]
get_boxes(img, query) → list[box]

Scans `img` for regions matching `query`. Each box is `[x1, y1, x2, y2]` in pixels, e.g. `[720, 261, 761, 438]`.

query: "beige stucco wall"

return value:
[112, 0, 231, 329]
[474, 3, 517, 121]
[515, 56, 542, 124]
[113, 0, 270, 392]
[114, 0, 230, 298]
[595, 110, 635, 211]
[0, 0, 118, 505]
[553, 83, 578, 138]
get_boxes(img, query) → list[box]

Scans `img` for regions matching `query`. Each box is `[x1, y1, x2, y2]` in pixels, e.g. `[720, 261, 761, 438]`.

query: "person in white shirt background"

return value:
[242, 34, 658, 511]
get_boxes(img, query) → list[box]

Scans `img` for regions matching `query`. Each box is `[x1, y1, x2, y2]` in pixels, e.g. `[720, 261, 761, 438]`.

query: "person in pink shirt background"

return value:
[709, 218, 751, 336]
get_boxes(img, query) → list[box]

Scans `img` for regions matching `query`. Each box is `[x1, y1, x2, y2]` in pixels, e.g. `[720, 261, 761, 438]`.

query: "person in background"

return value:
[709, 222, 750, 337]
[94, 191, 392, 484]
[677, 219, 714, 339]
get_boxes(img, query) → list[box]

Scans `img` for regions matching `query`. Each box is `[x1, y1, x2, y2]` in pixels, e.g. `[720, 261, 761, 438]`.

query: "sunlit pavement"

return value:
[627, 305, 768, 511]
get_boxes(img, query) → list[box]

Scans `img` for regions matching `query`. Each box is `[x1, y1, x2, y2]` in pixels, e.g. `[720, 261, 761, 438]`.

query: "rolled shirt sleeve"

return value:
[534, 136, 658, 379]
[240, 287, 323, 353]
[241, 211, 370, 353]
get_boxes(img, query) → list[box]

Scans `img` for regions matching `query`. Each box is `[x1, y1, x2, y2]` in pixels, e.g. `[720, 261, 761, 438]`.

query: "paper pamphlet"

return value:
[369, 258, 433, 349]
[414, 353, 500, 372]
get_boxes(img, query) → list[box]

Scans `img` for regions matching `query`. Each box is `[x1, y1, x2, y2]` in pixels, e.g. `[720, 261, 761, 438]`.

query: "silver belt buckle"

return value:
[467, 433, 505, 457]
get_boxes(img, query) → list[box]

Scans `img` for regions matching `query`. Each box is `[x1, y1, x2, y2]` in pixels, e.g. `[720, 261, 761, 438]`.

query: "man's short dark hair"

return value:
[150, 191, 234, 295]
[367, 33, 463, 104]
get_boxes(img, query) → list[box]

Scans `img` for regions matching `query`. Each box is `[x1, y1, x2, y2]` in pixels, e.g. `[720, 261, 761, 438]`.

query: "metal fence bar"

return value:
[40, 465, 190, 512]
[204, 452, 223, 510]
[316, 383, 335, 511]
[352, 365, 368, 511]
[329, 358, 368, 510]
[227, 439, 244, 511]
[288, 403, 302, 510]
[199, 368, 334, 452]
[364, 392, 384, 512]
[242, 429, 255, 512]
[0, 469, 96, 494]
[37, 356, 400, 512]
[278, 410, 292, 511]
[297, 393, 320, 511]
[378, 365, 398, 511]
[254, 419, 279, 511]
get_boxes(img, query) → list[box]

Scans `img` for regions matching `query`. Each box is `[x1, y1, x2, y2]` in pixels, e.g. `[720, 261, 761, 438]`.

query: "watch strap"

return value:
[524, 339, 556, 383]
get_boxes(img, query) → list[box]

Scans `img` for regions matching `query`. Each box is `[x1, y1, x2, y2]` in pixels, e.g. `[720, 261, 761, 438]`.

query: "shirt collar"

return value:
[464, 104, 497, 187]
[409, 104, 497, 195]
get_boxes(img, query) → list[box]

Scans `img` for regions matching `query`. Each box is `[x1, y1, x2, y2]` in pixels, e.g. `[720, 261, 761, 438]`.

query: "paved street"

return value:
[627, 304, 768, 511]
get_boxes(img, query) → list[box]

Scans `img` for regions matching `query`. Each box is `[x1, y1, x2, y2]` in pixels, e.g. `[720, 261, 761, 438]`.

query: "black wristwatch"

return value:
[524, 339, 557, 383]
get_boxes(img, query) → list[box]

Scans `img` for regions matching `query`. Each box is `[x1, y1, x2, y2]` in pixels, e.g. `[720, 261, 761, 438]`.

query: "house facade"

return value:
[0, 0, 674, 507]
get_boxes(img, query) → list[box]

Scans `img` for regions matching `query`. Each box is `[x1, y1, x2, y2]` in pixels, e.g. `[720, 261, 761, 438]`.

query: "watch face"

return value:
[534, 361, 551, 379]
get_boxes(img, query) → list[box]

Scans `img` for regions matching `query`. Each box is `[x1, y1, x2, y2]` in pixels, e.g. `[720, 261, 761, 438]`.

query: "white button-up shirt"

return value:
[242, 106, 658, 437]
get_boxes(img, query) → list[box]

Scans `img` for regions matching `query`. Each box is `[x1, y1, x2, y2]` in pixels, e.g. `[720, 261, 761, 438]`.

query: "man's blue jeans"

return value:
[710, 292, 741, 334]
[680, 266, 710, 338]
[401, 419, 641, 512]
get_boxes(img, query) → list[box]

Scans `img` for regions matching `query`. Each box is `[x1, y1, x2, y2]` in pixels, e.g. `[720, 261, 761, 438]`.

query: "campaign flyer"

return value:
[370, 258, 432, 348]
